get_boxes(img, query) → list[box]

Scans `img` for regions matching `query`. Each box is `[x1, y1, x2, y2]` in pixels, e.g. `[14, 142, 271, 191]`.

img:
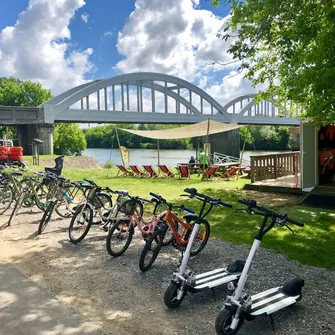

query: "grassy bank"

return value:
[25, 157, 335, 270]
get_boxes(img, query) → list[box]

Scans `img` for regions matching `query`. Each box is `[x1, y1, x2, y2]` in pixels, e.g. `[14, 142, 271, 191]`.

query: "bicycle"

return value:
[0, 164, 25, 214]
[38, 174, 75, 234]
[138, 192, 209, 272]
[8, 171, 51, 226]
[106, 192, 172, 257]
[53, 180, 89, 219]
[68, 178, 113, 243]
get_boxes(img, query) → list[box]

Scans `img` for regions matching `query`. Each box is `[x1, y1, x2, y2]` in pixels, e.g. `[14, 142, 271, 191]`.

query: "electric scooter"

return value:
[215, 199, 304, 335]
[164, 188, 246, 309]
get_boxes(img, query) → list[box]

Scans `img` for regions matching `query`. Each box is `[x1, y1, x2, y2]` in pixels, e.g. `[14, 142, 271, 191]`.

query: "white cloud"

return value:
[104, 31, 113, 37]
[81, 12, 89, 23]
[0, 0, 94, 95]
[116, 0, 256, 103]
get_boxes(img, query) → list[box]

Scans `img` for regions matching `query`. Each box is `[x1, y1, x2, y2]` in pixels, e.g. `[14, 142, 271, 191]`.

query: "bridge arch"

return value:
[43, 72, 232, 124]
[42, 72, 300, 125]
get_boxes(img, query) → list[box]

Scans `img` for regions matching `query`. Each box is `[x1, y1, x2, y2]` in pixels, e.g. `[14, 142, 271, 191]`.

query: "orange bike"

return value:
[139, 192, 210, 272]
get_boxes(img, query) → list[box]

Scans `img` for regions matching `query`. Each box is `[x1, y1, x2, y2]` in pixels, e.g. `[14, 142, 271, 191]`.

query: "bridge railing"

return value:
[250, 151, 300, 183]
[213, 152, 249, 166]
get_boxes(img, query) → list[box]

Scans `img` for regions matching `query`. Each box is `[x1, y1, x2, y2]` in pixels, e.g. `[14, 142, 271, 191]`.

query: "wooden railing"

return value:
[250, 152, 300, 183]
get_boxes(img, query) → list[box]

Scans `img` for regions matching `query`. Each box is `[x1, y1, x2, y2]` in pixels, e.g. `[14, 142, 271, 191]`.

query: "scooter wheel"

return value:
[164, 281, 186, 309]
[215, 308, 243, 335]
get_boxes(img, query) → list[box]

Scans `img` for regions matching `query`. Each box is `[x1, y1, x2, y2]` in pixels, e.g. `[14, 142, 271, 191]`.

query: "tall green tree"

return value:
[0, 77, 52, 106]
[54, 124, 87, 155]
[212, 0, 335, 123]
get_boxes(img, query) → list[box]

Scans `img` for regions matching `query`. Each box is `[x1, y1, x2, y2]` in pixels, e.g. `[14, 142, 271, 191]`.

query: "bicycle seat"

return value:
[12, 171, 23, 176]
[183, 214, 198, 221]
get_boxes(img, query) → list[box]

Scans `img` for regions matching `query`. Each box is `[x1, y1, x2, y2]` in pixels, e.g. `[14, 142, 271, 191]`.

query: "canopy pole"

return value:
[238, 124, 249, 180]
[205, 118, 210, 165]
[115, 126, 125, 167]
[157, 139, 160, 166]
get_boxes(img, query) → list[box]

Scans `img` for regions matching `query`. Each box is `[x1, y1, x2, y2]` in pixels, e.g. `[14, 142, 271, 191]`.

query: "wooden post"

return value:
[157, 139, 160, 166]
[238, 124, 248, 179]
[250, 156, 255, 182]
[115, 127, 125, 167]
[205, 118, 210, 165]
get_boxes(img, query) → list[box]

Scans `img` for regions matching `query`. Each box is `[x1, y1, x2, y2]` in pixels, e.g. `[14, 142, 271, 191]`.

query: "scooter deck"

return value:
[190, 268, 239, 290]
[250, 286, 301, 316]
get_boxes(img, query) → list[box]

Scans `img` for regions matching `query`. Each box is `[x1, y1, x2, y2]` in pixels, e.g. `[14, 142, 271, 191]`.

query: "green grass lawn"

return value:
[24, 156, 335, 270]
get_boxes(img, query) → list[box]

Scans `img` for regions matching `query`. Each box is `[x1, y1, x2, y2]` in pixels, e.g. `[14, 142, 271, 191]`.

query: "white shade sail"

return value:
[119, 120, 243, 139]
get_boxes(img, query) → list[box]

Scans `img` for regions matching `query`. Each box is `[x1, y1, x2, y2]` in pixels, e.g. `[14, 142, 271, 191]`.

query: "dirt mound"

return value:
[40, 156, 102, 169]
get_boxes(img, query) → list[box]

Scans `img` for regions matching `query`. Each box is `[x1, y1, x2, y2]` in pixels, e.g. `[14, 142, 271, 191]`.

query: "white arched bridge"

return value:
[41, 72, 300, 126]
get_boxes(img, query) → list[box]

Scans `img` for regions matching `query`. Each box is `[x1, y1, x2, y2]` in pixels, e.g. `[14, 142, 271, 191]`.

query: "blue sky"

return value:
[0, 0, 255, 104]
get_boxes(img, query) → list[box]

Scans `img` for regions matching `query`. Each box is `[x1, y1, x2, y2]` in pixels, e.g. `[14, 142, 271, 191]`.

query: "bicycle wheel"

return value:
[106, 218, 134, 257]
[19, 179, 35, 208]
[159, 216, 178, 247]
[35, 183, 49, 211]
[93, 192, 112, 224]
[68, 204, 93, 243]
[116, 198, 144, 219]
[56, 184, 86, 218]
[189, 219, 210, 256]
[8, 191, 25, 226]
[139, 226, 165, 272]
[38, 201, 56, 234]
[0, 184, 13, 215]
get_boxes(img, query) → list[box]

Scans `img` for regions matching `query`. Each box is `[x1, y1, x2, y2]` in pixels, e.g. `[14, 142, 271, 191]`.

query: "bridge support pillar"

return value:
[16, 124, 54, 155]
[209, 129, 240, 159]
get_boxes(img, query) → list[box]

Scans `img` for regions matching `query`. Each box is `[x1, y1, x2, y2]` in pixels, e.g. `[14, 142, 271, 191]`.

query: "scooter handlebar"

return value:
[218, 200, 233, 208]
[238, 199, 257, 207]
[286, 217, 304, 227]
[238, 199, 303, 227]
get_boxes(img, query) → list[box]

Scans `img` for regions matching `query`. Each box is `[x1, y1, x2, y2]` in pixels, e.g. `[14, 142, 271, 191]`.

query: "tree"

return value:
[212, 0, 335, 123]
[0, 77, 52, 106]
[53, 124, 87, 155]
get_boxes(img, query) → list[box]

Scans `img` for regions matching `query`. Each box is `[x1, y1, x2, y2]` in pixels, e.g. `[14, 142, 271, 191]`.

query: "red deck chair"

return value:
[158, 165, 175, 178]
[143, 165, 158, 178]
[129, 165, 147, 177]
[178, 165, 190, 179]
[116, 165, 133, 177]
[221, 166, 241, 180]
[202, 166, 218, 180]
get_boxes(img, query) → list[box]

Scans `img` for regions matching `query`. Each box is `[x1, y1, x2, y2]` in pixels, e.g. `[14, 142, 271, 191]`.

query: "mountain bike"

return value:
[68, 178, 113, 243]
[139, 192, 208, 272]
[0, 164, 25, 214]
[8, 171, 51, 226]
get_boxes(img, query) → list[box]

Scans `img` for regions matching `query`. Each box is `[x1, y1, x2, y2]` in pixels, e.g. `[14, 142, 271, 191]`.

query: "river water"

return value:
[83, 148, 284, 167]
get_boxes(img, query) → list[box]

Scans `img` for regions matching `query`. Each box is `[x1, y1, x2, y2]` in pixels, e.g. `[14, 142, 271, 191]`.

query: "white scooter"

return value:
[215, 199, 304, 335]
[164, 188, 246, 309]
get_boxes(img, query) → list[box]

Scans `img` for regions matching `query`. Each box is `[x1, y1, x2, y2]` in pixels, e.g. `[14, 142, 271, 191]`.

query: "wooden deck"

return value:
[245, 174, 302, 194]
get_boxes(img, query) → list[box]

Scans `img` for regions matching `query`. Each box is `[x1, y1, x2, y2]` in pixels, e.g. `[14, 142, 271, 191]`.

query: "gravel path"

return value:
[0, 208, 334, 335]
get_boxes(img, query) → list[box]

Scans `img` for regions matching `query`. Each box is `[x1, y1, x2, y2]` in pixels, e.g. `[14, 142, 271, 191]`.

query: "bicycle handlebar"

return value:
[150, 192, 195, 213]
[183, 188, 233, 208]
[238, 199, 304, 227]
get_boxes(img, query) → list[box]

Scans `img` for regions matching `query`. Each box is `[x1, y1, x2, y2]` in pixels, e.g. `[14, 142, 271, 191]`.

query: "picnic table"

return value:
[176, 163, 200, 174]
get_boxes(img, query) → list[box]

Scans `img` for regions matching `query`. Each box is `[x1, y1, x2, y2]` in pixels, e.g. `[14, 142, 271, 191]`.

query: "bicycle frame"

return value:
[163, 210, 198, 245]
[118, 198, 165, 236]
